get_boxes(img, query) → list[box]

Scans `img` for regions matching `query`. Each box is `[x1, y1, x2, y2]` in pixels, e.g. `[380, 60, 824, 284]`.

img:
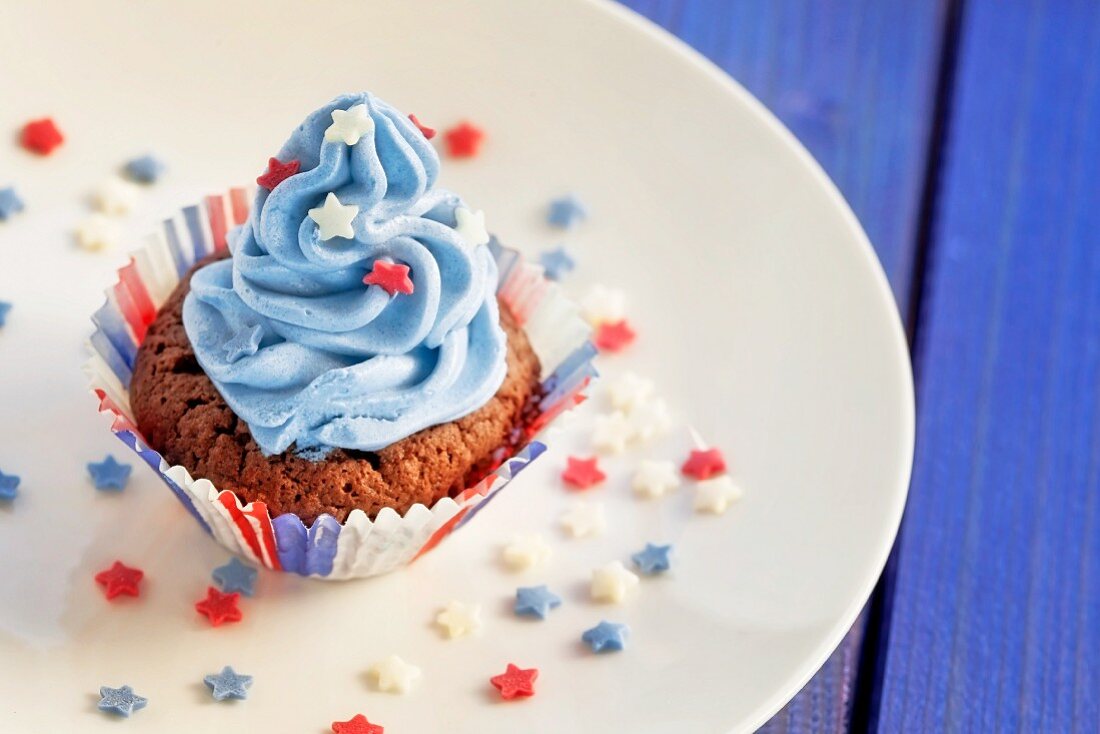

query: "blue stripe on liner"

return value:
[540, 342, 599, 408]
[111, 428, 212, 534]
[92, 300, 138, 370]
[305, 514, 341, 577]
[90, 330, 133, 388]
[182, 204, 209, 261]
[456, 441, 548, 530]
[162, 219, 189, 277]
[490, 236, 521, 288]
[272, 515, 307, 575]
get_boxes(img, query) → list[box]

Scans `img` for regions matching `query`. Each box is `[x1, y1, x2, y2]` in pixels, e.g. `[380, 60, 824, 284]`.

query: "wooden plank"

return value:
[614, 1, 947, 730]
[877, 1, 1100, 730]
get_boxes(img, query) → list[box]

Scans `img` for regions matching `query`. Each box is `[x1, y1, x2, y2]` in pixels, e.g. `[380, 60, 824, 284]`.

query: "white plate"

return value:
[0, 1, 914, 732]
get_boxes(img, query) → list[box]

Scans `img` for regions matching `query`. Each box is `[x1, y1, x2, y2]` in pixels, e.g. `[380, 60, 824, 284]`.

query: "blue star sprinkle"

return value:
[124, 154, 166, 184]
[224, 325, 263, 363]
[547, 194, 588, 229]
[0, 470, 20, 501]
[98, 685, 148, 717]
[203, 666, 253, 701]
[0, 187, 24, 221]
[514, 585, 562, 620]
[581, 620, 629, 653]
[0, 301, 11, 328]
[212, 557, 258, 597]
[538, 246, 576, 281]
[631, 543, 673, 575]
[87, 455, 132, 491]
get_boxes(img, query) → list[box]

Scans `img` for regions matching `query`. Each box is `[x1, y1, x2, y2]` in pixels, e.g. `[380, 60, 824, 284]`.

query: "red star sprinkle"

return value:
[562, 456, 606, 489]
[363, 260, 414, 296]
[408, 114, 436, 140]
[490, 663, 538, 700]
[21, 117, 64, 155]
[256, 157, 301, 190]
[331, 714, 384, 734]
[94, 561, 144, 600]
[594, 319, 637, 352]
[682, 447, 727, 480]
[443, 121, 485, 158]
[195, 586, 242, 627]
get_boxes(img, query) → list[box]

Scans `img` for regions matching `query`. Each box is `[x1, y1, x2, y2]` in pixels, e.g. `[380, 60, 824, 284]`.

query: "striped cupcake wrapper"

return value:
[84, 190, 596, 580]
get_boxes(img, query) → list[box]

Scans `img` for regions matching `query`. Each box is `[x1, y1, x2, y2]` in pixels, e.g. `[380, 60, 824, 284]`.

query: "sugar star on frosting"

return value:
[559, 501, 606, 538]
[547, 194, 588, 229]
[93, 176, 141, 215]
[94, 560, 143, 599]
[582, 620, 629, 652]
[203, 666, 253, 701]
[76, 214, 121, 251]
[332, 714, 385, 734]
[325, 104, 375, 145]
[212, 557, 258, 596]
[631, 543, 673, 574]
[363, 260, 414, 295]
[309, 192, 358, 240]
[538, 245, 575, 281]
[631, 459, 680, 499]
[630, 398, 673, 442]
[223, 325, 263, 363]
[125, 154, 166, 184]
[0, 469, 19, 501]
[408, 113, 436, 139]
[435, 600, 482, 639]
[502, 534, 553, 571]
[98, 685, 147, 717]
[694, 475, 743, 514]
[256, 156, 300, 190]
[514, 585, 563, 619]
[607, 372, 655, 413]
[454, 206, 489, 247]
[592, 411, 634, 454]
[87, 455, 132, 491]
[590, 560, 639, 603]
[369, 654, 421, 694]
[0, 187, 25, 221]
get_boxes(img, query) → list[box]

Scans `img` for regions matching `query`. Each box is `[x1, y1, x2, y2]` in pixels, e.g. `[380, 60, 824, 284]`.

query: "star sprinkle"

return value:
[454, 207, 489, 248]
[694, 475, 743, 514]
[93, 176, 141, 215]
[94, 561, 143, 600]
[582, 621, 629, 653]
[590, 560, 639, 604]
[325, 104, 374, 145]
[256, 157, 300, 190]
[435, 601, 482, 639]
[559, 501, 606, 538]
[607, 372, 655, 413]
[21, 117, 63, 155]
[561, 456, 606, 489]
[363, 260, 414, 295]
[76, 214, 121, 251]
[631, 543, 673, 574]
[682, 447, 727, 480]
[223, 325, 263, 363]
[309, 192, 358, 240]
[595, 319, 637, 352]
[579, 284, 626, 325]
[97, 685, 147, 717]
[538, 246, 575, 281]
[547, 194, 588, 229]
[87, 455, 132, 491]
[124, 154, 165, 184]
[332, 714, 385, 734]
[195, 586, 242, 627]
[203, 666, 253, 701]
[502, 534, 553, 571]
[630, 398, 673, 442]
[0, 187, 24, 221]
[0, 469, 19, 501]
[489, 664, 538, 700]
[368, 655, 421, 694]
[514, 585, 562, 619]
[408, 113, 436, 139]
[212, 557, 258, 596]
[592, 411, 634, 454]
[631, 459, 680, 499]
[443, 121, 485, 158]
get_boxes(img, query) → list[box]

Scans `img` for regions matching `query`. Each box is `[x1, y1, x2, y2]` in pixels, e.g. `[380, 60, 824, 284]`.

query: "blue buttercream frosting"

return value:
[182, 92, 508, 456]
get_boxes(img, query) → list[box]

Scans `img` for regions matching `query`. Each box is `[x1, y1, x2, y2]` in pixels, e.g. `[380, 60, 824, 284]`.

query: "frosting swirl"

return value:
[182, 92, 508, 456]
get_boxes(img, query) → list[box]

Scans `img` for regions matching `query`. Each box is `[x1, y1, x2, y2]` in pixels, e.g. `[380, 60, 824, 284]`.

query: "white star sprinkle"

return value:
[580, 284, 626, 325]
[631, 459, 681, 499]
[76, 214, 122, 252]
[592, 410, 634, 454]
[559, 501, 606, 538]
[435, 601, 482, 639]
[324, 103, 375, 145]
[368, 654, 422, 694]
[308, 192, 358, 240]
[629, 398, 673, 443]
[694, 475, 743, 514]
[607, 372, 656, 413]
[93, 177, 141, 215]
[590, 560, 640, 604]
[454, 207, 489, 247]
[501, 534, 552, 571]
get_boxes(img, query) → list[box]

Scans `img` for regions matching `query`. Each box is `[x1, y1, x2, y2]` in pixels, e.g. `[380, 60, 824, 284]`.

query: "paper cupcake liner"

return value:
[84, 189, 596, 579]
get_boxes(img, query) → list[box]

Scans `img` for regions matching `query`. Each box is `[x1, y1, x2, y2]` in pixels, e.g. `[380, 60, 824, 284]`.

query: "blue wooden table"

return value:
[619, 1, 1100, 731]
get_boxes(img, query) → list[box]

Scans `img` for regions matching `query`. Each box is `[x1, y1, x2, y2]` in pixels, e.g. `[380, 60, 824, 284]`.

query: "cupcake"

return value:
[87, 92, 595, 578]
